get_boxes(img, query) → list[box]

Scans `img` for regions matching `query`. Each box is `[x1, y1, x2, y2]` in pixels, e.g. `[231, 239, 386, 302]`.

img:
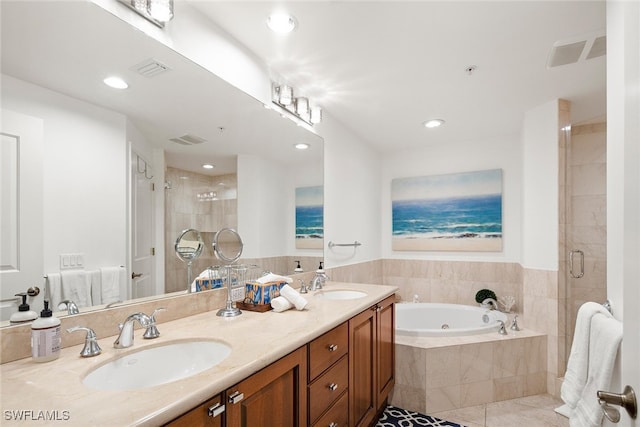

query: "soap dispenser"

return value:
[9, 293, 38, 324]
[294, 260, 303, 273]
[31, 300, 61, 363]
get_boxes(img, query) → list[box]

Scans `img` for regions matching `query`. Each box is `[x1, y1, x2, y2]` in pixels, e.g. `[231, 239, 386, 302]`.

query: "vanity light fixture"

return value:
[267, 12, 297, 33]
[294, 143, 310, 150]
[117, 0, 174, 28]
[103, 76, 129, 89]
[271, 83, 322, 126]
[423, 119, 445, 128]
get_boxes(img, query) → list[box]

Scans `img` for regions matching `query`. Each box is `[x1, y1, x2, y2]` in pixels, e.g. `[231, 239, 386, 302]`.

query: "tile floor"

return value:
[431, 394, 570, 427]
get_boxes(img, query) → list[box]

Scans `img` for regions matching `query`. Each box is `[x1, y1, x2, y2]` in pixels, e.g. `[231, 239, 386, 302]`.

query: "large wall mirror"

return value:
[0, 1, 323, 323]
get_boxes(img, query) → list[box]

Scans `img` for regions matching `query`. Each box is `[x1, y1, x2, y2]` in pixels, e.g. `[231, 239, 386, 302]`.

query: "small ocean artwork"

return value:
[296, 186, 323, 249]
[392, 169, 503, 252]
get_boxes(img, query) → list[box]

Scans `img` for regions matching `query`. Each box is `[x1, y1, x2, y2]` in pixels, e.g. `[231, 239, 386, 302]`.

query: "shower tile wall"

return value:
[165, 167, 237, 293]
[566, 122, 607, 355]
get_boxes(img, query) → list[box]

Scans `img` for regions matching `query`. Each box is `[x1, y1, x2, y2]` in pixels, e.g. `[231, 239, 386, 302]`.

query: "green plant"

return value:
[475, 288, 497, 304]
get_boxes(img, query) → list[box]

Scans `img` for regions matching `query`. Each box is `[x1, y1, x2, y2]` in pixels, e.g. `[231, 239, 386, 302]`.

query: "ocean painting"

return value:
[296, 186, 323, 249]
[392, 169, 503, 252]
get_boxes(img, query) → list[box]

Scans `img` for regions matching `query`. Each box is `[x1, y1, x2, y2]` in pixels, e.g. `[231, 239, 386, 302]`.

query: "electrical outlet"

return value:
[231, 287, 245, 302]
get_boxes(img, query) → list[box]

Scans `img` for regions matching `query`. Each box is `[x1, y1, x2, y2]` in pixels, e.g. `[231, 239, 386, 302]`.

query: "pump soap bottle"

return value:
[9, 293, 38, 324]
[31, 300, 61, 362]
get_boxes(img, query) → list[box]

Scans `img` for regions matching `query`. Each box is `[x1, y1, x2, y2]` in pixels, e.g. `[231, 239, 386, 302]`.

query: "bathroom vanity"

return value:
[0, 282, 396, 426]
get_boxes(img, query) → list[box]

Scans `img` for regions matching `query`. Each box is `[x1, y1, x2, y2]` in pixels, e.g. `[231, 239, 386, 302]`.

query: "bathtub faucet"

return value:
[482, 298, 498, 310]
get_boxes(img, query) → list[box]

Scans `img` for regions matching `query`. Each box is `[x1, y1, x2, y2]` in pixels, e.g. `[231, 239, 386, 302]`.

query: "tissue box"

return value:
[243, 281, 286, 305]
[195, 277, 223, 292]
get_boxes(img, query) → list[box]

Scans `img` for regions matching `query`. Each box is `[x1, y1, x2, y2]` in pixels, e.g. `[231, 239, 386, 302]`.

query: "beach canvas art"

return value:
[295, 186, 323, 249]
[392, 169, 503, 252]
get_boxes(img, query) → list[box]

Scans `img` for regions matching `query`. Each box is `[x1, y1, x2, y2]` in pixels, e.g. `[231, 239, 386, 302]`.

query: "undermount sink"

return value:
[83, 340, 231, 391]
[315, 290, 367, 300]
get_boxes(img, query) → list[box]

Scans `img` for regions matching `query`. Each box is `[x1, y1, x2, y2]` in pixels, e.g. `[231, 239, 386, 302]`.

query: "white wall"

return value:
[522, 100, 560, 271]
[381, 134, 522, 262]
[2, 75, 128, 274]
[323, 115, 383, 267]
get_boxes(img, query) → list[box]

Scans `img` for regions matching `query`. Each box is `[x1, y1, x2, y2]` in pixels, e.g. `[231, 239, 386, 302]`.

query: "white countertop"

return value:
[0, 282, 396, 426]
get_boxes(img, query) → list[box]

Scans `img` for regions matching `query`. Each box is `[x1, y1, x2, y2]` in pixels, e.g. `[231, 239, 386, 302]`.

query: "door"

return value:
[0, 110, 43, 321]
[606, 1, 639, 426]
[130, 147, 156, 300]
[349, 306, 376, 427]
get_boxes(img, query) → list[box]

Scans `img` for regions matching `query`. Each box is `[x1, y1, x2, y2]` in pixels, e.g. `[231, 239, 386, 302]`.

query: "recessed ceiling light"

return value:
[423, 119, 445, 129]
[202, 164, 215, 170]
[103, 76, 128, 89]
[294, 143, 309, 150]
[267, 12, 297, 33]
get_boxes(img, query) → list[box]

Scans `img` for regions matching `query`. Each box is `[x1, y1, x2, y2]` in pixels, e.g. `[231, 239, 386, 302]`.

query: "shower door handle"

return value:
[569, 250, 584, 278]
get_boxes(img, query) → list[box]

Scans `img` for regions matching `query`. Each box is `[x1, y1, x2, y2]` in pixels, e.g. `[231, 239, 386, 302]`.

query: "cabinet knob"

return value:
[329, 423, 338, 427]
[228, 391, 244, 404]
[207, 402, 225, 418]
[328, 383, 338, 391]
[328, 344, 338, 352]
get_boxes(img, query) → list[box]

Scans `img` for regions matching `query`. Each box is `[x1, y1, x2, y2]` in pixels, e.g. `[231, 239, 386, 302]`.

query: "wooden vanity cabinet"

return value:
[164, 394, 224, 427]
[349, 295, 395, 427]
[225, 347, 307, 427]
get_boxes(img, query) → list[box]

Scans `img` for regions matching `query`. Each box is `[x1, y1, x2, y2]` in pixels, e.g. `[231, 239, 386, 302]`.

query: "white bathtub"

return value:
[395, 303, 508, 337]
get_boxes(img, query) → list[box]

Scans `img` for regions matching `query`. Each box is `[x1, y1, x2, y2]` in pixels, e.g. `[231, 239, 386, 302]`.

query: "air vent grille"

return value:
[169, 134, 207, 146]
[132, 58, 171, 77]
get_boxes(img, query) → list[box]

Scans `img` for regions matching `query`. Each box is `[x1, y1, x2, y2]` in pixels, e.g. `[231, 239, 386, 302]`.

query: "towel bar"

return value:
[328, 241, 362, 249]
[602, 299, 612, 314]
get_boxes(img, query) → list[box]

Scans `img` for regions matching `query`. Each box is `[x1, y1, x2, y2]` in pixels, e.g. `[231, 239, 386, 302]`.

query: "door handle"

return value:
[131, 272, 142, 279]
[569, 249, 584, 278]
[597, 385, 637, 421]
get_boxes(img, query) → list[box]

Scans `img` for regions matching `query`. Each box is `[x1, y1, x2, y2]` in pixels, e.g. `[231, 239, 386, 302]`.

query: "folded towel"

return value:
[554, 404, 571, 418]
[257, 273, 293, 284]
[60, 270, 92, 308]
[279, 284, 308, 310]
[89, 270, 102, 305]
[560, 302, 612, 412]
[100, 266, 123, 305]
[47, 273, 63, 310]
[571, 313, 623, 427]
[271, 296, 293, 312]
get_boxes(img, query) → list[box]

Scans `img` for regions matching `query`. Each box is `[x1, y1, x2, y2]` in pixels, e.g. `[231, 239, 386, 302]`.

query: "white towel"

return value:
[100, 266, 123, 305]
[279, 284, 308, 310]
[257, 273, 293, 284]
[89, 270, 102, 305]
[560, 302, 612, 412]
[570, 313, 623, 427]
[60, 270, 92, 308]
[271, 296, 293, 312]
[47, 273, 63, 310]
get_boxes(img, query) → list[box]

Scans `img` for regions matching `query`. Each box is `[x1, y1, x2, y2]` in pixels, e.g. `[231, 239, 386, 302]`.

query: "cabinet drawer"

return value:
[312, 390, 348, 427]
[309, 355, 348, 423]
[309, 322, 348, 380]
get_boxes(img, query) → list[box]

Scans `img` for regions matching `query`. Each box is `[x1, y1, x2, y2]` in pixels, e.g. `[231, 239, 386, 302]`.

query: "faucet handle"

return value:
[60, 300, 80, 315]
[67, 326, 102, 357]
[143, 308, 166, 339]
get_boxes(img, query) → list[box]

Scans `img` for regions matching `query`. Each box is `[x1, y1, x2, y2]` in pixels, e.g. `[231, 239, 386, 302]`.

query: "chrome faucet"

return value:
[142, 308, 166, 339]
[482, 298, 498, 310]
[113, 312, 151, 349]
[60, 300, 79, 315]
[311, 269, 329, 291]
[67, 326, 102, 357]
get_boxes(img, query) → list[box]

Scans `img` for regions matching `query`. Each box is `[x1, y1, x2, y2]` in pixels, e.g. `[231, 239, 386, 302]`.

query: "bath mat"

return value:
[376, 405, 466, 427]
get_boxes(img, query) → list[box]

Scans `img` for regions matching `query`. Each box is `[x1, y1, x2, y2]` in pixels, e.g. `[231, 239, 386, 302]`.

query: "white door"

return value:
[606, 1, 639, 426]
[130, 148, 156, 300]
[0, 110, 43, 321]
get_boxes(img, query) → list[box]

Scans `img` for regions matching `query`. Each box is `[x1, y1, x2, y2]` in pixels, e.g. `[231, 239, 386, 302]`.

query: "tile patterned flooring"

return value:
[431, 394, 571, 427]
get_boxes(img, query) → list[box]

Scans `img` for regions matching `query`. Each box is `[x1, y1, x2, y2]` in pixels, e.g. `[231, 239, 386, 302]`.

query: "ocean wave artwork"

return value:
[391, 169, 503, 252]
[296, 186, 323, 249]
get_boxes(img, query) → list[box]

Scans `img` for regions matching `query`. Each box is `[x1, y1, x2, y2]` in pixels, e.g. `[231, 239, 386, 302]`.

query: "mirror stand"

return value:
[174, 229, 204, 293]
[217, 265, 242, 317]
[213, 228, 244, 318]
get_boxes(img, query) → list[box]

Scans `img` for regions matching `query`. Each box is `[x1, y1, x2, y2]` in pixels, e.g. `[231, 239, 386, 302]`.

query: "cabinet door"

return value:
[226, 347, 307, 427]
[376, 295, 395, 405]
[163, 394, 224, 427]
[349, 306, 377, 427]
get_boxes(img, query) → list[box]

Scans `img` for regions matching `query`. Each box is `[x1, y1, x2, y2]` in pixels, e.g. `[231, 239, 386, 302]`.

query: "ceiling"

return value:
[189, 1, 607, 153]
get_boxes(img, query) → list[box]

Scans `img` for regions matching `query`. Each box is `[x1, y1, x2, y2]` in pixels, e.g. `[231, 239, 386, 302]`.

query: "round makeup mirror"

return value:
[174, 228, 204, 292]
[214, 228, 244, 317]
[212, 228, 243, 264]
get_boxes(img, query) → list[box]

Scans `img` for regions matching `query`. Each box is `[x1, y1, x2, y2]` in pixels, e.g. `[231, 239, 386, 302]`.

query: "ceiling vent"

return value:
[132, 58, 171, 77]
[547, 31, 606, 68]
[169, 134, 207, 146]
